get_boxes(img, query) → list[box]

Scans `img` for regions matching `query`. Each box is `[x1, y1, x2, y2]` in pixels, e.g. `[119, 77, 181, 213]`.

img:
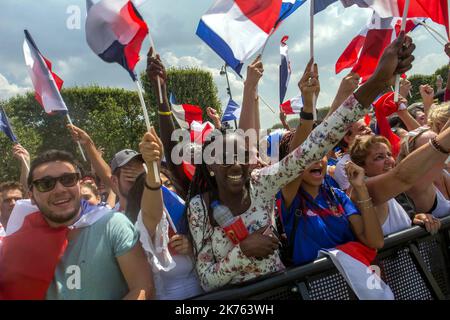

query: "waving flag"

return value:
[314, 0, 340, 13]
[162, 186, 186, 233]
[169, 93, 203, 129]
[85, 0, 149, 80]
[23, 30, 67, 114]
[196, 0, 305, 75]
[279, 36, 291, 105]
[0, 200, 109, 300]
[319, 241, 394, 300]
[336, 12, 422, 81]
[190, 121, 214, 145]
[280, 95, 303, 115]
[0, 107, 18, 143]
[342, 0, 449, 34]
[221, 98, 241, 122]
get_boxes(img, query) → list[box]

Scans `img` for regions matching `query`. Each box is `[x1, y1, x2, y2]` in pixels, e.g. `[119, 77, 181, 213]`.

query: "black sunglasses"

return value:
[32, 173, 81, 193]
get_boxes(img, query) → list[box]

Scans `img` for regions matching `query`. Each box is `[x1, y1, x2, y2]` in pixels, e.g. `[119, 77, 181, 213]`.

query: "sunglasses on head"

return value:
[32, 172, 81, 193]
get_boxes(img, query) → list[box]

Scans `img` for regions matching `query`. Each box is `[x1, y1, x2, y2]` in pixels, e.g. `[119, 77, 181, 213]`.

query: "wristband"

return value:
[429, 137, 450, 155]
[144, 180, 162, 191]
[300, 110, 314, 120]
[158, 110, 172, 116]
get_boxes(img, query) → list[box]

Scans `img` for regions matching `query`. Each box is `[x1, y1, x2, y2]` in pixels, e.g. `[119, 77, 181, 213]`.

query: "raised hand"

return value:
[12, 144, 30, 164]
[298, 58, 320, 108]
[245, 55, 264, 88]
[337, 72, 360, 98]
[169, 234, 193, 256]
[419, 84, 434, 107]
[206, 107, 221, 129]
[345, 161, 366, 189]
[146, 47, 167, 87]
[371, 32, 415, 87]
[67, 124, 93, 146]
[445, 43, 450, 58]
[139, 127, 163, 167]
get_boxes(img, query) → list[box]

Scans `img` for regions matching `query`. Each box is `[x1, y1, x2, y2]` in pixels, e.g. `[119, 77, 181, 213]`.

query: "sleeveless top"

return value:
[382, 199, 412, 236]
[432, 187, 450, 218]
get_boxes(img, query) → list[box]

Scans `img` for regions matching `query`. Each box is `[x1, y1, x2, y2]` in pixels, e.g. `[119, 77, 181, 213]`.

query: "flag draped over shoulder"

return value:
[280, 94, 303, 115]
[23, 30, 67, 114]
[0, 107, 18, 143]
[196, 0, 305, 75]
[319, 241, 395, 300]
[336, 12, 422, 81]
[85, 0, 149, 80]
[279, 35, 291, 105]
[0, 200, 109, 300]
[169, 93, 203, 129]
[221, 98, 241, 122]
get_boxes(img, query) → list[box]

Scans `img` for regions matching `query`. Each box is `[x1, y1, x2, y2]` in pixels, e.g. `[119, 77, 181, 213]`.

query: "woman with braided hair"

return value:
[185, 33, 416, 291]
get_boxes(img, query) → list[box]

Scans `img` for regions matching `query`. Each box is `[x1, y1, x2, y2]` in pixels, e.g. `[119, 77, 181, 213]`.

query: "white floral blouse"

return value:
[188, 95, 367, 292]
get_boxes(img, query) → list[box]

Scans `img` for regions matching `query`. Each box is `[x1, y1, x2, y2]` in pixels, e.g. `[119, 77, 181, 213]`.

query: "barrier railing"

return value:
[193, 215, 450, 300]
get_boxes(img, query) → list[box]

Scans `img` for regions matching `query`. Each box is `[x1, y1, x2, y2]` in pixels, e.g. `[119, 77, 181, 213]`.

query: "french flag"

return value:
[85, 0, 149, 81]
[279, 35, 291, 105]
[169, 93, 204, 130]
[221, 98, 241, 122]
[196, 0, 305, 75]
[342, 0, 449, 34]
[23, 30, 68, 115]
[0, 107, 18, 143]
[320, 241, 394, 300]
[162, 186, 186, 233]
[280, 94, 303, 115]
[190, 121, 215, 145]
[0, 200, 109, 299]
[336, 12, 422, 81]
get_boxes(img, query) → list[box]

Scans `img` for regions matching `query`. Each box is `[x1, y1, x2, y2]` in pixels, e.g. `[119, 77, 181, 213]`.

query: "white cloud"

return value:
[0, 73, 30, 100]
[56, 57, 85, 78]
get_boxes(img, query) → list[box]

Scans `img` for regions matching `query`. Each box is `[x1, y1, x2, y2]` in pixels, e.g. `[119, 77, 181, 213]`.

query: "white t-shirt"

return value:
[334, 154, 351, 191]
[382, 199, 412, 236]
[136, 209, 203, 300]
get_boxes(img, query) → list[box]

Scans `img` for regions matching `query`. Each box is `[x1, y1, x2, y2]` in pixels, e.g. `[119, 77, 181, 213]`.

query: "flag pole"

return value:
[65, 114, 87, 162]
[135, 79, 161, 184]
[417, 21, 447, 44]
[258, 94, 275, 113]
[394, 0, 411, 103]
[310, 0, 317, 121]
[148, 30, 163, 105]
[419, 22, 446, 46]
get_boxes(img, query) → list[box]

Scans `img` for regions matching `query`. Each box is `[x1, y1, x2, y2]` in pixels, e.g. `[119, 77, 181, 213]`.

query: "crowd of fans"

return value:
[0, 33, 449, 300]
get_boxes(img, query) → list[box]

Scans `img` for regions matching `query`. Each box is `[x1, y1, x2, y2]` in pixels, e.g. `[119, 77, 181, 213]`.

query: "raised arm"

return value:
[139, 127, 164, 237]
[239, 55, 262, 134]
[12, 144, 30, 190]
[279, 111, 291, 131]
[444, 43, 450, 102]
[146, 48, 190, 194]
[325, 72, 360, 120]
[255, 32, 416, 196]
[419, 84, 435, 121]
[67, 124, 117, 195]
[367, 117, 450, 205]
[282, 59, 318, 207]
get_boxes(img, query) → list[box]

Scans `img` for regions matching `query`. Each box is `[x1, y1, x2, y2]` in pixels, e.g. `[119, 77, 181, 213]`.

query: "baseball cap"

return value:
[110, 149, 144, 173]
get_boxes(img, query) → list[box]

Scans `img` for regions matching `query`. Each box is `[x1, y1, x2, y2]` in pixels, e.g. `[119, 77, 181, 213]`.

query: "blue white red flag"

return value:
[23, 30, 67, 115]
[221, 98, 241, 122]
[196, 0, 305, 75]
[319, 241, 394, 300]
[85, 0, 149, 80]
[0, 107, 18, 143]
[280, 94, 303, 115]
[279, 35, 291, 105]
[162, 186, 186, 233]
[169, 93, 203, 130]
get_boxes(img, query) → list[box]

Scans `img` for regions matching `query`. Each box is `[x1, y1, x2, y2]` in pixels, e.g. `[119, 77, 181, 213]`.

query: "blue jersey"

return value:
[278, 186, 360, 266]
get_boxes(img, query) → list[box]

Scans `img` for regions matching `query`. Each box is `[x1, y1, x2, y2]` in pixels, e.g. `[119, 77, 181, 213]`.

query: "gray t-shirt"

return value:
[46, 211, 139, 300]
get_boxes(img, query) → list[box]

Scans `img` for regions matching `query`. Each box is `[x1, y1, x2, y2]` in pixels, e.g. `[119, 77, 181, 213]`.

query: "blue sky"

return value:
[0, 0, 448, 128]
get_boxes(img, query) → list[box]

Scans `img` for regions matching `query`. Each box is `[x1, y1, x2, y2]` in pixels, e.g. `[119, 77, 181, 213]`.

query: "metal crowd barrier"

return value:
[194, 215, 450, 300]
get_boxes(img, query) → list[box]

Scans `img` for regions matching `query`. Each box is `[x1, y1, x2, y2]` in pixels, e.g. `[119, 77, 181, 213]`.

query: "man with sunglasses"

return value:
[0, 149, 154, 300]
[0, 181, 25, 236]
